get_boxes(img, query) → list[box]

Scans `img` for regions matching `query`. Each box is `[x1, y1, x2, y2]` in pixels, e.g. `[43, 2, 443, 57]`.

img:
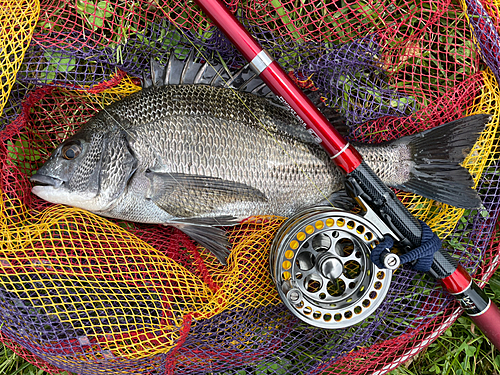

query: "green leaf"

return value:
[429, 364, 439, 373]
[97, 1, 113, 18]
[6, 137, 41, 175]
[92, 15, 105, 28]
[78, 1, 114, 29]
[494, 355, 500, 368]
[480, 209, 490, 218]
[39, 64, 57, 81]
[464, 345, 476, 357]
[255, 364, 268, 375]
[7, 139, 40, 162]
[76, 0, 95, 15]
[43, 51, 76, 73]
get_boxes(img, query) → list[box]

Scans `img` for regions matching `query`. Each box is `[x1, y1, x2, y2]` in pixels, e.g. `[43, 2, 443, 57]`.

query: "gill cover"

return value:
[92, 130, 138, 211]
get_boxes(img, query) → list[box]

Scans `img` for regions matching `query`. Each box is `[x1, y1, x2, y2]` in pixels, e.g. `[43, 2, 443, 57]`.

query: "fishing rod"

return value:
[192, 0, 500, 347]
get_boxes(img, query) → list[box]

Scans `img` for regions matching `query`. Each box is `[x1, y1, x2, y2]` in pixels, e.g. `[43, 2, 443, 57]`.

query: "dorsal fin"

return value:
[142, 53, 274, 96]
[141, 54, 347, 135]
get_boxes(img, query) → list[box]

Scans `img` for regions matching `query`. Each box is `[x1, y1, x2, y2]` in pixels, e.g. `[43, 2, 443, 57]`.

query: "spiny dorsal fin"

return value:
[142, 53, 346, 131]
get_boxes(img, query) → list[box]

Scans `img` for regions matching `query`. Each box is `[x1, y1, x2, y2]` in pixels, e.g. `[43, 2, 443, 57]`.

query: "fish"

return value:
[30, 54, 489, 264]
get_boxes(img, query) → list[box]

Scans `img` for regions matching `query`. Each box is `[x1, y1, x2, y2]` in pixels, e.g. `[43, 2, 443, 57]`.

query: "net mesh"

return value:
[0, 1, 40, 123]
[2, 0, 500, 374]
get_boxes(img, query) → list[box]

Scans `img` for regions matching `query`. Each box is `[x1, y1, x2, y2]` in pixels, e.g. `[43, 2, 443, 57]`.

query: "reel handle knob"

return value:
[381, 251, 401, 270]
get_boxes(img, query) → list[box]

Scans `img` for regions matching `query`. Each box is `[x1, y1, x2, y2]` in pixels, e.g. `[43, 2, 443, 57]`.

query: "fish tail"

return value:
[394, 114, 491, 209]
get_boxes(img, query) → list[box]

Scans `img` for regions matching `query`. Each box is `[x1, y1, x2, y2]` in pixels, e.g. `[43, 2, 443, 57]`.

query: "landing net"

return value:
[1, 0, 500, 374]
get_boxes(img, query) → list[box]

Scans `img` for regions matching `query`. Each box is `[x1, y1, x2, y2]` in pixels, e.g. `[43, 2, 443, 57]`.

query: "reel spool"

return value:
[270, 207, 393, 329]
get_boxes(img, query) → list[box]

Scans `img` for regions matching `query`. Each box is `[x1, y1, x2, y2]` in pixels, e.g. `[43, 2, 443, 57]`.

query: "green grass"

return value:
[388, 270, 500, 375]
[0, 345, 48, 375]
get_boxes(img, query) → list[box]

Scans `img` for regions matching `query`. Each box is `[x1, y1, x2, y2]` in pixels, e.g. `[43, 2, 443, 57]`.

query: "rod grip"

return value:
[469, 302, 500, 348]
[435, 256, 500, 348]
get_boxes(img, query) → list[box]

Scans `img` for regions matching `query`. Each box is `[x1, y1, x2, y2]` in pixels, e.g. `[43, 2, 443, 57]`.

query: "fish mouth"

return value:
[30, 173, 64, 189]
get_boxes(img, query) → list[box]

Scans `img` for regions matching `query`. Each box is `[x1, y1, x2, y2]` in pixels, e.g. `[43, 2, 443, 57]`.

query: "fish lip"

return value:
[30, 173, 64, 189]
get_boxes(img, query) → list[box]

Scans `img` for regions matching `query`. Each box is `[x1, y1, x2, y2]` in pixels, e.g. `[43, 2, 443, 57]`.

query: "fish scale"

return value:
[119, 93, 337, 218]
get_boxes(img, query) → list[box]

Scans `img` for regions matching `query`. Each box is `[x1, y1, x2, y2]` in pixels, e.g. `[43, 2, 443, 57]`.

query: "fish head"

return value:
[31, 124, 138, 213]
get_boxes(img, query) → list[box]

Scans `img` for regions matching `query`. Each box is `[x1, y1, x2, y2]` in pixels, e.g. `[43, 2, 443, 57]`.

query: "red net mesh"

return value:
[2, 0, 500, 374]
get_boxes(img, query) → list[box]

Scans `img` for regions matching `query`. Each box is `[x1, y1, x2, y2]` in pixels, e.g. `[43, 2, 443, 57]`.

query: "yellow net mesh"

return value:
[0, 70, 498, 364]
[79, 72, 142, 106]
[0, 196, 286, 359]
[0, 0, 40, 115]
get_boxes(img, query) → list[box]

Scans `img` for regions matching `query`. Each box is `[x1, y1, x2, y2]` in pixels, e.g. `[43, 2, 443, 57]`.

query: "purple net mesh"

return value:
[464, 0, 500, 83]
[17, 20, 415, 126]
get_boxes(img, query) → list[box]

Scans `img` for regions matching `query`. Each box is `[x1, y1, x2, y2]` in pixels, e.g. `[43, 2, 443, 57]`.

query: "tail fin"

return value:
[393, 114, 491, 209]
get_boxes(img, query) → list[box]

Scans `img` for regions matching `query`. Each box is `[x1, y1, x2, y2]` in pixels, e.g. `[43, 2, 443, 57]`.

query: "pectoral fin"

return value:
[146, 171, 267, 217]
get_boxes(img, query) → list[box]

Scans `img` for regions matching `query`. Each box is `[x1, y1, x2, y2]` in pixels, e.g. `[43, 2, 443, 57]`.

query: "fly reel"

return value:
[270, 207, 394, 329]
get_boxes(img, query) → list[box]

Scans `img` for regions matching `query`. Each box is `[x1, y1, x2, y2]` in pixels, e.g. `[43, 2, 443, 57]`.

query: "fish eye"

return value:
[62, 143, 82, 160]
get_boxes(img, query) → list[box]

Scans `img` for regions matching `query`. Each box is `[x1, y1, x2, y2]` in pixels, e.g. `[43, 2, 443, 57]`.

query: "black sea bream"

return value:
[31, 57, 489, 263]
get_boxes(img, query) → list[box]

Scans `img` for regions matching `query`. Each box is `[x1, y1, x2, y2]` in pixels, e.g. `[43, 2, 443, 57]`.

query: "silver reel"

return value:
[270, 206, 395, 329]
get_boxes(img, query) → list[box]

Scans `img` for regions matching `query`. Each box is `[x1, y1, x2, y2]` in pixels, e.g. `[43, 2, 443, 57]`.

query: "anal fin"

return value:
[167, 216, 241, 265]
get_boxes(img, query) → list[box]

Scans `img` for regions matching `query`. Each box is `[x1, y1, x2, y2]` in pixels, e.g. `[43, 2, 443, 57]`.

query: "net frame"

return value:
[2, 0, 500, 374]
